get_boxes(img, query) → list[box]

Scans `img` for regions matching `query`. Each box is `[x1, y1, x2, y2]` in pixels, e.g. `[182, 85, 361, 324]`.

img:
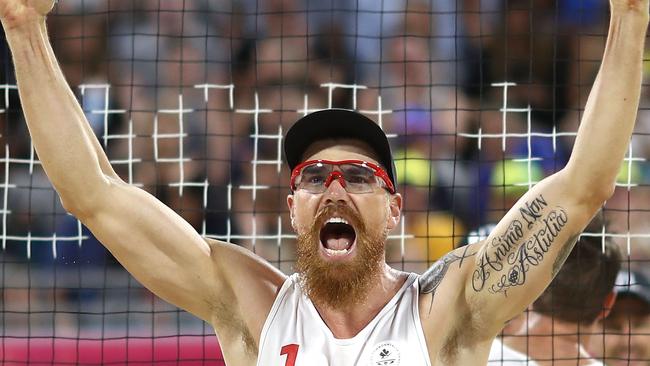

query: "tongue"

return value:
[326, 237, 351, 250]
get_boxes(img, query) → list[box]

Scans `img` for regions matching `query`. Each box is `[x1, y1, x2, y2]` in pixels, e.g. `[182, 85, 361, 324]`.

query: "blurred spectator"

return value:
[359, 5, 478, 229]
[488, 216, 621, 365]
[474, 115, 569, 226]
[336, 0, 469, 85]
[559, 0, 607, 30]
[463, 0, 572, 127]
[458, 0, 502, 97]
[559, 10, 608, 141]
[386, 149, 466, 271]
[109, 0, 227, 86]
[49, 8, 108, 88]
[590, 270, 650, 366]
[334, 0, 421, 84]
[486, 158, 545, 223]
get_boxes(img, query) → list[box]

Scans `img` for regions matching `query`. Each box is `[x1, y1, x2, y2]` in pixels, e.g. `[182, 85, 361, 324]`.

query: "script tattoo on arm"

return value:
[471, 194, 571, 296]
[420, 246, 477, 314]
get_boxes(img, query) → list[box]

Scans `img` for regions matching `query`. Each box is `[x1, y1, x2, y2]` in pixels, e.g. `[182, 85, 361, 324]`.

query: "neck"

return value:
[311, 264, 408, 339]
[503, 312, 597, 364]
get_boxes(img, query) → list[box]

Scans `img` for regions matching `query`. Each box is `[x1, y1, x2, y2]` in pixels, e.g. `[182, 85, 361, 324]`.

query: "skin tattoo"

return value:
[470, 194, 570, 296]
[420, 245, 477, 314]
[419, 193, 577, 309]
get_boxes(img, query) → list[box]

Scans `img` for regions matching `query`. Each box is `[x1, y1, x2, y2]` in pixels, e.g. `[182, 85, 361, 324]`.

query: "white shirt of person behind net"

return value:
[488, 339, 605, 366]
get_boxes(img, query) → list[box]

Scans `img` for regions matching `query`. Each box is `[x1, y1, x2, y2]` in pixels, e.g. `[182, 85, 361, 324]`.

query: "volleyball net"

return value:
[1, 0, 650, 364]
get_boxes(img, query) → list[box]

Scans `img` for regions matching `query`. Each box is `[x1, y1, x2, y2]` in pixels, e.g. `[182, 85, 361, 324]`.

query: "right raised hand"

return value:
[0, 0, 56, 30]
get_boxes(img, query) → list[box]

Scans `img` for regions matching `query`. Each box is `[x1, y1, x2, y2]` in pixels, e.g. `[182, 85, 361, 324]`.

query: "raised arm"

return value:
[0, 0, 284, 329]
[463, 0, 649, 336]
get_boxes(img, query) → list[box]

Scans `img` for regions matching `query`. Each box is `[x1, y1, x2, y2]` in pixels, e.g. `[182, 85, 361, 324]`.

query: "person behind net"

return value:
[488, 218, 621, 366]
[0, 0, 647, 365]
[590, 269, 650, 366]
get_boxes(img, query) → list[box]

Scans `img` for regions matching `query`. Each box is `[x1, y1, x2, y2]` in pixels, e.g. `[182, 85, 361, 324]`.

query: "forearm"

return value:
[565, 8, 648, 198]
[5, 19, 119, 211]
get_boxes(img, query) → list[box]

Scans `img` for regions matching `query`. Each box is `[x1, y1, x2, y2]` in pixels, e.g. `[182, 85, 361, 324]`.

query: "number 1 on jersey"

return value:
[280, 344, 299, 366]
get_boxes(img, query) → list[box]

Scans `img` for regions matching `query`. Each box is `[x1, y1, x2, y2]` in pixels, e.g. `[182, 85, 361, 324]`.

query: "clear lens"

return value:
[340, 164, 376, 193]
[298, 164, 329, 192]
[295, 162, 379, 193]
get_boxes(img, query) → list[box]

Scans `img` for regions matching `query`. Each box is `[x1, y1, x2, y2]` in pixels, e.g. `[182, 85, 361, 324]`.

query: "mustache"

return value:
[314, 203, 365, 232]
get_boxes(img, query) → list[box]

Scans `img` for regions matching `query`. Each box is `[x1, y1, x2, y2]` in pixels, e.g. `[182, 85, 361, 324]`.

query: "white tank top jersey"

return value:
[256, 272, 432, 366]
[488, 339, 538, 366]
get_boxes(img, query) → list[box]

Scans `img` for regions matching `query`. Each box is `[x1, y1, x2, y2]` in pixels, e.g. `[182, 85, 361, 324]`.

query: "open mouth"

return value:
[319, 217, 357, 257]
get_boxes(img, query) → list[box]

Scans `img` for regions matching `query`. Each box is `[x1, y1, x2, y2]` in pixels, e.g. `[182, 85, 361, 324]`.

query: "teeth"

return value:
[325, 248, 349, 256]
[327, 217, 349, 225]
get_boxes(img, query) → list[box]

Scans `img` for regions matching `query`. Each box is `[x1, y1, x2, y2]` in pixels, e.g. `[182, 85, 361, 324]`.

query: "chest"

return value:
[256, 277, 430, 366]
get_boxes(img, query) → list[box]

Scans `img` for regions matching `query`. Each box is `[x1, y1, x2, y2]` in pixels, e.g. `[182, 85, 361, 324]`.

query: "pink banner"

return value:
[1, 336, 226, 365]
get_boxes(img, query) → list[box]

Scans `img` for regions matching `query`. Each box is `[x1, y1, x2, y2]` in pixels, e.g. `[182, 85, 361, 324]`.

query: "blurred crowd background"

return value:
[1, 0, 650, 364]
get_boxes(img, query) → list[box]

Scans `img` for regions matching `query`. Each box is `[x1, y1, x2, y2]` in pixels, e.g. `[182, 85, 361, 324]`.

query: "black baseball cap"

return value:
[284, 109, 397, 189]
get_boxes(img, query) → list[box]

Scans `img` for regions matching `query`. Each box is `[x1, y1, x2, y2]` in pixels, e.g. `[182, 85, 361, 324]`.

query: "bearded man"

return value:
[0, 0, 648, 365]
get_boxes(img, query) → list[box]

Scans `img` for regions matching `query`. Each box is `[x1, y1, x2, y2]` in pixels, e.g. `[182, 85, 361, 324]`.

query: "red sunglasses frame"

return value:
[290, 159, 396, 194]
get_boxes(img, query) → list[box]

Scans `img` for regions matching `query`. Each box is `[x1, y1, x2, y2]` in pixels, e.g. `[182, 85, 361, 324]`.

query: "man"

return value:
[0, 0, 647, 365]
[488, 220, 621, 365]
[590, 269, 650, 366]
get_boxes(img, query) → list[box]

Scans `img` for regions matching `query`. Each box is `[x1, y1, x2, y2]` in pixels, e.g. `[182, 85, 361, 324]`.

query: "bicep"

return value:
[79, 180, 231, 321]
[465, 170, 599, 333]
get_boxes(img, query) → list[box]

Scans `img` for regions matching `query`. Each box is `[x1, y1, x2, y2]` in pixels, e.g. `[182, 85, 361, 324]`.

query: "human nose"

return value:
[324, 171, 347, 190]
[323, 174, 350, 203]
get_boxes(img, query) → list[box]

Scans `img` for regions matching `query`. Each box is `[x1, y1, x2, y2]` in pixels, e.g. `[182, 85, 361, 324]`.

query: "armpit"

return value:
[211, 300, 259, 356]
[439, 305, 487, 364]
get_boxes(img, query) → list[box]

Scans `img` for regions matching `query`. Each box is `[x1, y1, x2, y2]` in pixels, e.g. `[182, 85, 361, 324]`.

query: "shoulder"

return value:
[203, 238, 287, 331]
[203, 239, 287, 311]
[204, 238, 287, 285]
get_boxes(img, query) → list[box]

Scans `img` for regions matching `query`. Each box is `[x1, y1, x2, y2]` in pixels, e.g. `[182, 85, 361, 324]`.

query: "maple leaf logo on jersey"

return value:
[371, 342, 400, 366]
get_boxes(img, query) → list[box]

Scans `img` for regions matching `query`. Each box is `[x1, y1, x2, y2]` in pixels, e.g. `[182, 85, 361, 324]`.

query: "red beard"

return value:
[294, 203, 386, 310]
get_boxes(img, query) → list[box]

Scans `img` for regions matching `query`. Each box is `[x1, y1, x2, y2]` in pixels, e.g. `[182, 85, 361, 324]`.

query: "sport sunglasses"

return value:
[290, 159, 396, 194]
